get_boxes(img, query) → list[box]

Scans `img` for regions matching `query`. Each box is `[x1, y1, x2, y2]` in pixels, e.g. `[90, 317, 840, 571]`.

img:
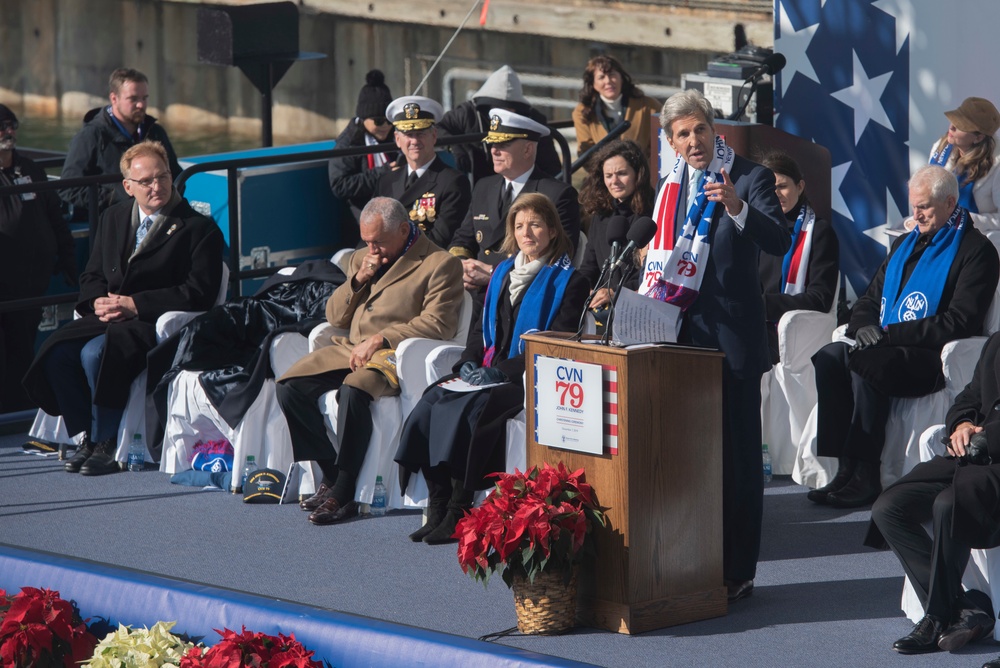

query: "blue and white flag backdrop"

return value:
[774, 0, 1000, 301]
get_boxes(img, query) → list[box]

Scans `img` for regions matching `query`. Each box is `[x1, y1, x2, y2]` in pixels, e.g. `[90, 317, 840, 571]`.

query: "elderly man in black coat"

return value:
[811, 165, 1000, 509]
[23, 140, 223, 476]
[869, 330, 1000, 655]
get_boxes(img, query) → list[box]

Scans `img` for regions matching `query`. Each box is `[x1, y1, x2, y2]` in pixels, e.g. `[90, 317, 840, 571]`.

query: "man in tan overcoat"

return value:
[276, 196, 464, 525]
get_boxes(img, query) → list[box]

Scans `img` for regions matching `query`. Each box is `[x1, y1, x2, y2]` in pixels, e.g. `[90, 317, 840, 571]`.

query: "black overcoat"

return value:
[23, 195, 224, 412]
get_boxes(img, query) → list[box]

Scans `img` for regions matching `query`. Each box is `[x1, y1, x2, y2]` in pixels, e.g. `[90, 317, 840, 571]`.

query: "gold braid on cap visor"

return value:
[485, 130, 531, 143]
[393, 118, 435, 132]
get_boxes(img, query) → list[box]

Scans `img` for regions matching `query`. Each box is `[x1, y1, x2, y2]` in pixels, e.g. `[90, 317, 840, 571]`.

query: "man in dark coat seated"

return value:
[868, 331, 1000, 655]
[810, 165, 1000, 508]
[22, 140, 223, 476]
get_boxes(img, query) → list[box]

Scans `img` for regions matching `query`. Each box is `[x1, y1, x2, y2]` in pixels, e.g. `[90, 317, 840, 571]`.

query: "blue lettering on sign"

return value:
[648, 261, 665, 271]
[556, 366, 583, 382]
[681, 251, 699, 262]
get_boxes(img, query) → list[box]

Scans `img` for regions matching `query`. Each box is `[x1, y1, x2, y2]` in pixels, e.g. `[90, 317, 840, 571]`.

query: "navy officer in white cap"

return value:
[449, 108, 580, 292]
[374, 95, 470, 248]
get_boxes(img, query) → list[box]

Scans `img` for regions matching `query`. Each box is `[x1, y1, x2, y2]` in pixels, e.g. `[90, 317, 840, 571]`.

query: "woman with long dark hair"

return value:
[572, 55, 660, 161]
[578, 139, 654, 311]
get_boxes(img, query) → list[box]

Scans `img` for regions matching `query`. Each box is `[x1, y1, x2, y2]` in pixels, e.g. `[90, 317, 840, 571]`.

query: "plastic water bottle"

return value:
[762, 443, 773, 483]
[370, 475, 387, 517]
[241, 455, 258, 491]
[127, 433, 145, 472]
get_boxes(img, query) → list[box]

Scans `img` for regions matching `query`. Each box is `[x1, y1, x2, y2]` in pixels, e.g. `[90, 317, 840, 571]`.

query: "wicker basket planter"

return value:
[511, 568, 578, 634]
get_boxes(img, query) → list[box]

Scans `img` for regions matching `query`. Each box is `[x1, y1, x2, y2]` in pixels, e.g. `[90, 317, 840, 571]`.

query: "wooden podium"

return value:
[522, 332, 727, 634]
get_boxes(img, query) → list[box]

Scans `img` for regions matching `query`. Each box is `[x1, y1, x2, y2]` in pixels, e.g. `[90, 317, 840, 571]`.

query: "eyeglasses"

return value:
[0, 121, 18, 132]
[127, 173, 171, 190]
[367, 117, 390, 126]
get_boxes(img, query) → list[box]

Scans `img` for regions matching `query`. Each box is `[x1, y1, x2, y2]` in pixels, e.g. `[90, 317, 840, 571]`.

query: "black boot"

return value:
[827, 460, 881, 508]
[424, 479, 473, 545]
[410, 472, 451, 542]
[64, 435, 95, 473]
[806, 458, 856, 504]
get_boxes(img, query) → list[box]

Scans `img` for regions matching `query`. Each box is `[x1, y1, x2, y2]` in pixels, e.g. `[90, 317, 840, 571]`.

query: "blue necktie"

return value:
[136, 216, 152, 247]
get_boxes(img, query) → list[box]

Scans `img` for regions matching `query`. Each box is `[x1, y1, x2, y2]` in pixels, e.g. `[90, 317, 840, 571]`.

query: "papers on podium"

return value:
[611, 288, 681, 346]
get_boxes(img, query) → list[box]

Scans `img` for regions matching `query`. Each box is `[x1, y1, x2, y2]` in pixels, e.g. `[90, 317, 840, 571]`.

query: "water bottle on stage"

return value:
[127, 433, 145, 472]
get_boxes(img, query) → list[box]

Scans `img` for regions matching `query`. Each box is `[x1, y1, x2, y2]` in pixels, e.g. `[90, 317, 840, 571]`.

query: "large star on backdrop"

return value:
[774, 0, 820, 97]
[872, 0, 914, 54]
[831, 161, 854, 222]
[830, 51, 895, 145]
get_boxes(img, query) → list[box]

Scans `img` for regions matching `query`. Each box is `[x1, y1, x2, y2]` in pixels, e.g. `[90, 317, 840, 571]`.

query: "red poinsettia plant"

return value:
[180, 626, 326, 668]
[0, 586, 98, 668]
[456, 462, 606, 588]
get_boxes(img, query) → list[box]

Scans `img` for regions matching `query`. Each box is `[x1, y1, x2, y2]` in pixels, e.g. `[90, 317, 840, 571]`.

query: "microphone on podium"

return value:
[744, 53, 786, 83]
[609, 216, 657, 273]
[604, 215, 630, 271]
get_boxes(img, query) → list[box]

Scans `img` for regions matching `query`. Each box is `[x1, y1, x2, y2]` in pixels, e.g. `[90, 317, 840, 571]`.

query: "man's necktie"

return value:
[136, 216, 152, 247]
[687, 169, 704, 213]
[404, 170, 418, 190]
[501, 182, 514, 215]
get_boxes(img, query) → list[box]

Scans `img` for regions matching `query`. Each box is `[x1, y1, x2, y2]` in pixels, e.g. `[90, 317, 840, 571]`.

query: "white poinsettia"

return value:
[84, 621, 198, 668]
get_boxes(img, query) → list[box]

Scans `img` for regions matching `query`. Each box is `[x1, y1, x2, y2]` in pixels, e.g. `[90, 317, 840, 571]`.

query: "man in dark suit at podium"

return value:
[375, 95, 471, 249]
[644, 89, 790, 602]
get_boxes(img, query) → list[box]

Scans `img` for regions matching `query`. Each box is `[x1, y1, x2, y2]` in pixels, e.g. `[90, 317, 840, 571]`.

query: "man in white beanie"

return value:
[438, 65, 562, 183]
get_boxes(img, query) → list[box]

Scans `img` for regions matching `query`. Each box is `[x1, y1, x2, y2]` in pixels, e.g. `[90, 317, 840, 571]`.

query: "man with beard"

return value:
[0, 104, 77, 412]
[60, 68, 182, 217]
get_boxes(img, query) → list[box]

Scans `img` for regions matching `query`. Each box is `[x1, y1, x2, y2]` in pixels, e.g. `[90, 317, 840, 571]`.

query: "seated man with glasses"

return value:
[22, 140, 223, 476]
[375, 94, 471, 249]
[329, 69, 398, 241]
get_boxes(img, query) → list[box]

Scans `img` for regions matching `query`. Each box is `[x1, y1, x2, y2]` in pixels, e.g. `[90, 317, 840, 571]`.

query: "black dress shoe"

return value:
[827, 461, 882, 508]
[983, 657, 1000, 668]
[409, 505, 448, 542]
[725, 579, 754, 603]
[299, 482, 334, 512]
[64, 438, 95, 473]
[308, 498, 359, 525]
[807, 458, 855, 504]
[938, 608, 995, 651]
[893, 614, 946, 654]
[80, 439, 121, 476]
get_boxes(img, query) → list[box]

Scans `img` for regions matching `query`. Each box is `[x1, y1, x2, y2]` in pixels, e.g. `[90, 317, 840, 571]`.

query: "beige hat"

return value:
[945, 97, 1000, 136]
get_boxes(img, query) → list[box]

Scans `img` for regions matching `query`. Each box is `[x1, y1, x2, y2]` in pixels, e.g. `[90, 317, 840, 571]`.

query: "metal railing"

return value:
[0, 129, 579, 312]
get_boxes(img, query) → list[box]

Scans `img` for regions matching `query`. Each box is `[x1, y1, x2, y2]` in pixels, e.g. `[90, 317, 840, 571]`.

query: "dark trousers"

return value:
[275, 370, 373, 482]
[0, 306, 42, 411]
[42, 334, 124, 441]
[814, 341, 892, 463]
[871, 475, 980, 619]
[723, 369, 765, 583]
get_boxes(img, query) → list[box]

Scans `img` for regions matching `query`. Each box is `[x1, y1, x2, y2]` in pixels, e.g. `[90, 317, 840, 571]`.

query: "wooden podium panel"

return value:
[523, 333, 727, 634]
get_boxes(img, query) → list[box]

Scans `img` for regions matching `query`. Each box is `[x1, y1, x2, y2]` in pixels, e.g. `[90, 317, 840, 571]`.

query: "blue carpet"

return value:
[1, 433, 998, 667]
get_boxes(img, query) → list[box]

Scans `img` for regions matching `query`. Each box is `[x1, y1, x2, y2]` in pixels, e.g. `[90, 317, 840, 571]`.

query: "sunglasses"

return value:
[367, 117, 390, 126]
[0, 121, 18, 132]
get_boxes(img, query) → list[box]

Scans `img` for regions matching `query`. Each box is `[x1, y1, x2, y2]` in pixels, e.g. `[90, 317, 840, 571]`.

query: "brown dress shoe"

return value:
[308, 498, 359, 525]
[299, 482, 334, 511]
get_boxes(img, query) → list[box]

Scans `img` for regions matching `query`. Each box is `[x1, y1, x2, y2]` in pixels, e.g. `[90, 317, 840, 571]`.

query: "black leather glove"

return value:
[466, 366, 508, 386]
[963, 431, 993, 466]
[852, 325, 886, 351]
[459, 361, 478, 383]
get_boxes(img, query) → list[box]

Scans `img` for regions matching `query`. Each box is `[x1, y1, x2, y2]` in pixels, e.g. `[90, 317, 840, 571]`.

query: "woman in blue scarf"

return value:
[395, 193, 589, 545]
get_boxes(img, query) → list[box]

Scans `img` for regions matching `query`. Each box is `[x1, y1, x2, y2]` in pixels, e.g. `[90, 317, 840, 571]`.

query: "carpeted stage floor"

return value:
[1, 431, 998, 667]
